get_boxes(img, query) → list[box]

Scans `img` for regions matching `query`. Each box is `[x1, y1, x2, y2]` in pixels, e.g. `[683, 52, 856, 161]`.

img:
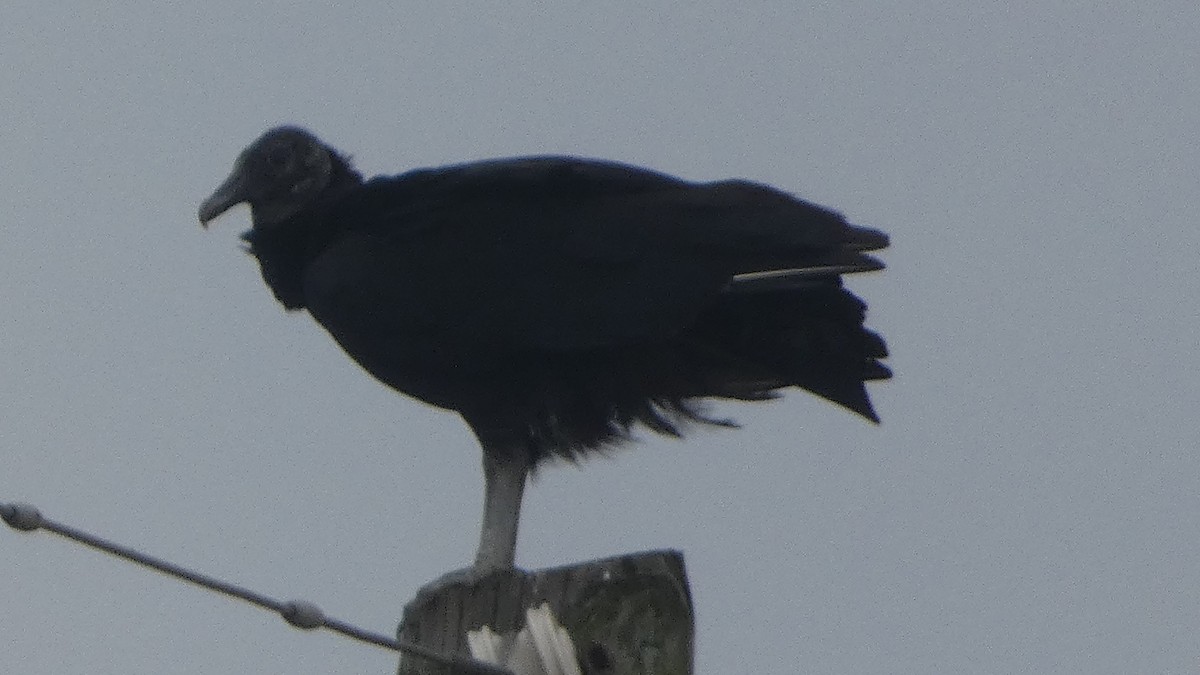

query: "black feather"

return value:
[204, 127, 891, 465]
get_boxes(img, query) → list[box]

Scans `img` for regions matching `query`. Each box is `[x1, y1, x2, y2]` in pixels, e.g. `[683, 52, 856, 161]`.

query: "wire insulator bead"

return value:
[282, 601, 326, 629]
[1, 503, 44, 531]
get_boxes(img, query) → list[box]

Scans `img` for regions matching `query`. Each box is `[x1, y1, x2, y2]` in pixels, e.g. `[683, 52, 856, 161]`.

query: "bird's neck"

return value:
[242, 159, 364, 310]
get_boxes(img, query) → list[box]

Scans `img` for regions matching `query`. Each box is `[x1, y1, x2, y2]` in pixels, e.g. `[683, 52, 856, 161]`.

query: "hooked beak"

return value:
[198, 160, 248, 227]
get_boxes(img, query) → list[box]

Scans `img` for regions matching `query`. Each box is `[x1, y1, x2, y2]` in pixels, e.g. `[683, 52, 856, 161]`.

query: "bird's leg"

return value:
[474, 449, 530, 571]
[408, 423, 531, 604]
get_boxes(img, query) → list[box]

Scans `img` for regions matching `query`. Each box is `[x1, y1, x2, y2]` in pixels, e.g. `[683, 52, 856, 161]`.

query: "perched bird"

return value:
[199, 126, 889, 576]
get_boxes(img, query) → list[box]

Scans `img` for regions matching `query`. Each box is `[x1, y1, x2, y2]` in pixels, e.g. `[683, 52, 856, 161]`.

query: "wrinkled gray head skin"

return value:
[198, 126, 334, 228]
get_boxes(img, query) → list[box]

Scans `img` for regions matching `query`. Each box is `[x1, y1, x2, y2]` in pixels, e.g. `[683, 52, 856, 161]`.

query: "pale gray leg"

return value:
[473, 451, 530, 571]
[407, 432, 532, 607]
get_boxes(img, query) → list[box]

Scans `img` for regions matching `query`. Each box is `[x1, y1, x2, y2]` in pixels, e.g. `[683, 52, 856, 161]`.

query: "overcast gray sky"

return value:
[2, 2, 1197, 673]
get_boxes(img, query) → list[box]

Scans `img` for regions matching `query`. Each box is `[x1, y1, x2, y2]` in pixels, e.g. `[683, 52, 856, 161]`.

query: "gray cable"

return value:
[1, 502, 511, 675]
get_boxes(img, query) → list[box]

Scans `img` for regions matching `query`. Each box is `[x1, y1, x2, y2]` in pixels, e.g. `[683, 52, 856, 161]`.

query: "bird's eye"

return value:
[265, 146, 291, 169]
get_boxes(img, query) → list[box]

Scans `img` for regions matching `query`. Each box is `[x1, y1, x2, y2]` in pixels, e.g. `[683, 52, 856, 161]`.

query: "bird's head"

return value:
[198, 126, 337, 229]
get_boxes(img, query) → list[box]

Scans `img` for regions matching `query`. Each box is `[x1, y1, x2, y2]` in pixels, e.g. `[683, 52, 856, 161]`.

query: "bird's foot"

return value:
[403, 564, 531, 623]
[417, 565, 486, 597]
[411, 564, 529, 602]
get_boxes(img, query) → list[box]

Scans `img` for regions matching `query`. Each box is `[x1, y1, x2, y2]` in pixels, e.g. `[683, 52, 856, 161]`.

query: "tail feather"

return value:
[843, 223, 889, 251]
[695, 279, 889, 422]
[727, 253, 884, 293]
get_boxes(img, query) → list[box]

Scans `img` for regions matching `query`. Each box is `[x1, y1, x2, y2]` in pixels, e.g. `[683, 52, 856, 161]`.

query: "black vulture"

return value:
[199, 126, 889, 575]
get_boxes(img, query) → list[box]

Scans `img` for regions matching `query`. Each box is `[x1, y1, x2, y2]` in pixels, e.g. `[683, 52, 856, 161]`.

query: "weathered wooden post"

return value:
[398, 549, 693, 675]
